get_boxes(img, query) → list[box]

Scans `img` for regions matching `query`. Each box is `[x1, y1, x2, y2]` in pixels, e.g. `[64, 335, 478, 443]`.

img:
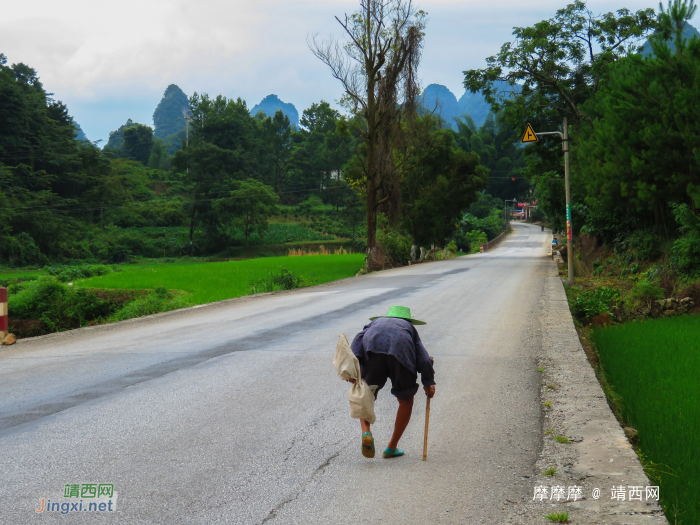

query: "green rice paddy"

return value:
[76, 254, 365, 304]
[593, 315, 700, 524]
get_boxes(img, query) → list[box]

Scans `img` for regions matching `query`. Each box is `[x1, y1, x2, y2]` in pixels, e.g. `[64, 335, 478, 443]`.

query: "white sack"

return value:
[333, 334, 377, 424]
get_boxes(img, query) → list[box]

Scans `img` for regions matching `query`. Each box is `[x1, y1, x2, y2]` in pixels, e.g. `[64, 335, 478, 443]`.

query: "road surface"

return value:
[0, 222, 551, 524]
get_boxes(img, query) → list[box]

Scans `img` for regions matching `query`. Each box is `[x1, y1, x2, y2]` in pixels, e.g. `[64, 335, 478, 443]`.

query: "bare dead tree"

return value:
[310, 0, 426, 261]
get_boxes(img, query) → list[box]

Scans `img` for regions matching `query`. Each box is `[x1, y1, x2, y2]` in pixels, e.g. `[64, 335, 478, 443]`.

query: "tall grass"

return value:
[593, 315, 700, 524]
[76, 254, 365, 304]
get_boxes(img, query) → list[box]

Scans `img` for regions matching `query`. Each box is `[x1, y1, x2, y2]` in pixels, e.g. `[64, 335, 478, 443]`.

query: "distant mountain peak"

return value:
[418, 83, 490, 129]
[153, 84, 189, 139]
[251, 94, 299, 129]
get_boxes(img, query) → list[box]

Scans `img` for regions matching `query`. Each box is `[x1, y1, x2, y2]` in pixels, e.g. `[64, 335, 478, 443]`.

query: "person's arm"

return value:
[413, 329, 435, 388]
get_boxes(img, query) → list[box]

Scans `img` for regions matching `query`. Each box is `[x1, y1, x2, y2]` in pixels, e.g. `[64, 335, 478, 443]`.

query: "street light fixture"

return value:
[521, 119, 574, 285]
[504, 198, 518, 227]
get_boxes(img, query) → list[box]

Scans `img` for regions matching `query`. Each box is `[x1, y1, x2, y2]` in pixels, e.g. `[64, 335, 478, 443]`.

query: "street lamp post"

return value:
[504, 198, 517, 228]
[522, 119, 574, 285]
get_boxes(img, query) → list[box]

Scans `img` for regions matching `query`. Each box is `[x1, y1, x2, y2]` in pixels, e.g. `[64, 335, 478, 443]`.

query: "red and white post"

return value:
[0, 288, 7, 342]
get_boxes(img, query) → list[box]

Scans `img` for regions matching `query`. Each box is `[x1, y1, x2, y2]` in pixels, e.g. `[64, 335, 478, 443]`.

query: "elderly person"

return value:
[350, 306, 435, 459]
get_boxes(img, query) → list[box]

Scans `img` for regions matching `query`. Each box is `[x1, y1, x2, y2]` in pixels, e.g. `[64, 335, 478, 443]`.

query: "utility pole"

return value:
[563, 118, 573, 285]
[521, 120, 574, 284]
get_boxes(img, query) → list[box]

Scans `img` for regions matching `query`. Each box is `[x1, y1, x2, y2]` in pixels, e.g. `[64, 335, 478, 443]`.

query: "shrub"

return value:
[376, 217, 412, 265]
[248, 267, 310, 293]
[570, 287, 621, 320]
[9, 277, 119, 331]
[273, 267, 310, 289]
[628, 277, 665, 308]
[462, 231, 488, 253]
[671, 203, 700, 276]
[627, 230, 659, 262]
[44, 264, 115, 282]
[109, 290, 193, 322]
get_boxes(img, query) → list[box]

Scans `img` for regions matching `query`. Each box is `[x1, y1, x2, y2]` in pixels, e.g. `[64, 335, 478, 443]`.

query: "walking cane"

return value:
[423, 356, 433, 461]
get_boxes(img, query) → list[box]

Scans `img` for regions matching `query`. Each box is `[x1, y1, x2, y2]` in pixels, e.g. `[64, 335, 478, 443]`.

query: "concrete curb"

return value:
[511, 266, 668, 523]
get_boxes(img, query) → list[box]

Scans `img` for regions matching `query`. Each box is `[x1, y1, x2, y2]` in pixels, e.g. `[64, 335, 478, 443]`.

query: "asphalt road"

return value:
[0, 222, 551, 524]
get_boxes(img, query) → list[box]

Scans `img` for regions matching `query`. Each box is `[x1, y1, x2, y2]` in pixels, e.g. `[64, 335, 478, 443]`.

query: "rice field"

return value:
[593, 315, 700, 524]
[76, 254, 365, 304]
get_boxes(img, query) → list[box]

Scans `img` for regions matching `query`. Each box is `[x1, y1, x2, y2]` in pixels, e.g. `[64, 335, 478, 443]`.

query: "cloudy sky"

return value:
[1, 0, 666, 143]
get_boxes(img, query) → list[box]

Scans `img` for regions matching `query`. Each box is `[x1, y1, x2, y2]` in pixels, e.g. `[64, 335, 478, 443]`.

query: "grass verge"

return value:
[592, 315, 699, 524]
[5, 254, 365, 340]
[76, 254, 365, 304]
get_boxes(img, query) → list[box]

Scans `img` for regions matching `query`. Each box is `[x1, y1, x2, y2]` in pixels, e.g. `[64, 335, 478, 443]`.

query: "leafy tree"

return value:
[463, 0, 658, 233]
[311, 0, 427, 257]
[173, 93, 261, 247]
[214, 179, 279, 246]
[292, 101, 354, 206]
[463, 0, 657, 125]
[147, 139, 171, 171]
[574, 0, 700, 233]
[452, 111, 526, 201]
[400, 128, 488, 248]
[122, 124, 154, 165]
[258, 110, 292, 194]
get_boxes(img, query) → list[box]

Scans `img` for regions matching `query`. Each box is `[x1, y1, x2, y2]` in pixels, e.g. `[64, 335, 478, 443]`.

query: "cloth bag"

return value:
[333, 334, 377, 424]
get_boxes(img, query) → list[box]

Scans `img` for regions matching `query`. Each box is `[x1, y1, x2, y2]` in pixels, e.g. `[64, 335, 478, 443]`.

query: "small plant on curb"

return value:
[543, 511, 569, 523]
[542, 467, 558, 476]
[537, 367, 546, 372]
[543, 401, 553, 408]
[547, 384, 557, 389]
[545, 429, 554, 435]
[554, 435, 572, 444]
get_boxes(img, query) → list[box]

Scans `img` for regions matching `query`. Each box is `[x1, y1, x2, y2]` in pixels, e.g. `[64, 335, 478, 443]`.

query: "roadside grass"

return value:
[553, 435, 571, 444]
[542, 467, 558, 476]
[543, 511, 569, 523]
[76, 254, 365, 305]
[593, 315, 700, 524]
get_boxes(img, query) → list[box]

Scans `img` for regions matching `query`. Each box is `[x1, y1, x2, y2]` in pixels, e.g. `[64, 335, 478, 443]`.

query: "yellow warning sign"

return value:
[521, 123, 539, 143]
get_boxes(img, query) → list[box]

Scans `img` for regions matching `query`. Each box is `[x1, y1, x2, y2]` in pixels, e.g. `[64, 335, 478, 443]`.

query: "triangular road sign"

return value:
[521, 123, 538, 143]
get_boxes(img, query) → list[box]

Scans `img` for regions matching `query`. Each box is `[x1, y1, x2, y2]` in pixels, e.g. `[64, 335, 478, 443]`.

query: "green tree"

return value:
[173, 93, 261, 248]
[123, 124, 154, 165]
[147, 139, 171, 171]
[574, 0, 700, 234]
[258, 110, 292, 194]
[214, 179, 279, 246]
[400, 127, 488, 248]
[311, 0, 426, 258]
[463, 0, 657, 125]
[463, 0, 657, 232]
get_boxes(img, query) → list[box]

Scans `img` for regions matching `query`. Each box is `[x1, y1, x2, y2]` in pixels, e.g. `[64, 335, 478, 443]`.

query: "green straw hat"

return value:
[370, 305, 426, 325]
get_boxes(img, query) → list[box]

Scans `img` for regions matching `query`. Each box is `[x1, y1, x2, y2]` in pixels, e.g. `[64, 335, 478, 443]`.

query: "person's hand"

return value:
[346, 378, 356, 384]
[424, 385, 435, 398]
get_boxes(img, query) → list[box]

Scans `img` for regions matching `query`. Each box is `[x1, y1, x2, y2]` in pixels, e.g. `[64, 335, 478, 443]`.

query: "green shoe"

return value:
[361, 432, 375, 458]
[382, 447, 404, 458]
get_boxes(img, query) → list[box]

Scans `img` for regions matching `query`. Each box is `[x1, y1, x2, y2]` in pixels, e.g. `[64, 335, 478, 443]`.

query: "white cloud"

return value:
[0, 0, 668, 142]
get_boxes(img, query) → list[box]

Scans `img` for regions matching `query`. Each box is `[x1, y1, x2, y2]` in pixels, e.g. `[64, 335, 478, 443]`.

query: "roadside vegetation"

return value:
[463, 0, 700, 521]
[3, 254, 364, 339]
[592, 317, 699, 524]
